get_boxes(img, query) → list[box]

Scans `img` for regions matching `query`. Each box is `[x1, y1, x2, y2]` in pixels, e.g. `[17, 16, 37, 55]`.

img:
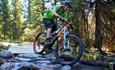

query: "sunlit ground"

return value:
[0, 42, 32, 47]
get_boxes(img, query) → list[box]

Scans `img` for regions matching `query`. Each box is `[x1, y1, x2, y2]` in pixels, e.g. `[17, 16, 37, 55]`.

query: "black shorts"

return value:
[43, 18, 57, 33]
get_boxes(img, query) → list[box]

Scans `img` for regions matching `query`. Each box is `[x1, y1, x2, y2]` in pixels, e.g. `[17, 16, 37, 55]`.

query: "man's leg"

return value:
[43, 19, 54, 46]
[44, 27, 52, 46]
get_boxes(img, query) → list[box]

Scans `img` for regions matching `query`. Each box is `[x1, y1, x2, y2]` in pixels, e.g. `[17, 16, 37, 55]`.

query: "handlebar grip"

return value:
[56, 16, 74, 29]
[56, 16, 67, 23]
[59, 18, 66, 22]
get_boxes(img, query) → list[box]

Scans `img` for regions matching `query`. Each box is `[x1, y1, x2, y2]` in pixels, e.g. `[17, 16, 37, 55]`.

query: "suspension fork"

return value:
[67, 31, 70, 49]
[63, 26, 70, 49]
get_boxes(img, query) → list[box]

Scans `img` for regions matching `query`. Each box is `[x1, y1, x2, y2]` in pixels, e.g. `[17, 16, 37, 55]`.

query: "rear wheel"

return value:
[33, 32, 46, 54]
[55, 34, 83, 65]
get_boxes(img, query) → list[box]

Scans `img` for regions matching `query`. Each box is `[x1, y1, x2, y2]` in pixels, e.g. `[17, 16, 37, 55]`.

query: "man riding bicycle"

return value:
[34, 2, 83, 65]
[42, 2, 72, 47]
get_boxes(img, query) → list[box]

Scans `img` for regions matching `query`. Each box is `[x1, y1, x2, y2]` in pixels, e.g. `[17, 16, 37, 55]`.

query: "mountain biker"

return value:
[42, 2, 72, 47]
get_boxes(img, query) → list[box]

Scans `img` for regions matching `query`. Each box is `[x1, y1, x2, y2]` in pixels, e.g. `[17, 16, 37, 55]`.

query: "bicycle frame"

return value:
[50, 23, 71, 50]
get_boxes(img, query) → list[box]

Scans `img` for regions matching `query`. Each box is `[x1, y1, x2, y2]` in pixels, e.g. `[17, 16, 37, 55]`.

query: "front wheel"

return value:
[55, 34, 83, 65]
[33, 32, 46, 54]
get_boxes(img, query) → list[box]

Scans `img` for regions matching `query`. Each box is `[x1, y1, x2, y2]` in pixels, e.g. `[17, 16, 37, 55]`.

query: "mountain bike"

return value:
[33, 21, 84, 65]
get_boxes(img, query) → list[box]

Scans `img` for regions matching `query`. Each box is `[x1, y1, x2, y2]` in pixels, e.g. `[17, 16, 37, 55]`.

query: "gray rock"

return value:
[0, 50, 14, 58]
[62, 65, 71, 70]
[17, 53, 40, 58]
[0, 62, 44, 70]
[35, 60, 51, 65]
[0, 57, 7, 64]
[46, 53, 56, 60]
[0, 62, 14, 70]
[15, 62, 42, 70]
[0, 44, 11, 50]
[15, 57, 31, 62]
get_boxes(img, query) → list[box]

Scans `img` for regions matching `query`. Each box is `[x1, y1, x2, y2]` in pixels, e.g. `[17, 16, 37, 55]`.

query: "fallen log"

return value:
[79, 59, 115, 70]
[79, 59, 109, 67]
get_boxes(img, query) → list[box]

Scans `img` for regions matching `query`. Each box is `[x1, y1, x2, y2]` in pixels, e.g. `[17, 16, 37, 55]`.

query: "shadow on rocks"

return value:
[17, 66, 41, 70]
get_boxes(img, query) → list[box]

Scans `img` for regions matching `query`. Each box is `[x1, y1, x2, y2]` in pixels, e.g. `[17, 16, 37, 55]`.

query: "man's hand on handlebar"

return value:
[56, 15, 74, 29]
[66, 21, 74, 29]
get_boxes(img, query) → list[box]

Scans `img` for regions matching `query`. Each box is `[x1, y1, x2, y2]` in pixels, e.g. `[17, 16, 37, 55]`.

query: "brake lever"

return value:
[57, 16, 74, 29]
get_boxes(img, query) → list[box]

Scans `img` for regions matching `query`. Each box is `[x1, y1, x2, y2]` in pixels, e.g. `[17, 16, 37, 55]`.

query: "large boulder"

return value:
[0, 62, 43, 70]
[0, 63, 14, 70]
[0, 57, 7, 64]
[0, 44, 10, 50]
[0, 50, 14, 58]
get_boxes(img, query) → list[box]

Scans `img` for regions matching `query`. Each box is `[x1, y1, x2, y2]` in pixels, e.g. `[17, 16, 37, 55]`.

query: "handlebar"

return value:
[58, 17, 74, 29]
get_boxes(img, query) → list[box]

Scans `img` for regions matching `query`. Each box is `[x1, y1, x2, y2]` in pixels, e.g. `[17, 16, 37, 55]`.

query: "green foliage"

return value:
[20, 27, 35, 41]
[9, 0, 24, 40]
[0, 17, 3, 38]
[29, 0, 43, 26]
[19, 0, 43, 41]
[82, 52, 100, 60]
[111, 8, 115, 14]
[105, 56, 115, 62]
[1, 0, 10, 39]
[113, 45, 115, 51]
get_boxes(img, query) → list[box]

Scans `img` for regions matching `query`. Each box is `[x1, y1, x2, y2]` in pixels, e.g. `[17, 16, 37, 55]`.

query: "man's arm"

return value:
[51, 10, 65, 21]
[51, 5, 66, 21]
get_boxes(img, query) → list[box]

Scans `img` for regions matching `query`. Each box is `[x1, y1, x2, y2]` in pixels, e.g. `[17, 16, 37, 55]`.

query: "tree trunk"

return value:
[94, 0, 103, 53]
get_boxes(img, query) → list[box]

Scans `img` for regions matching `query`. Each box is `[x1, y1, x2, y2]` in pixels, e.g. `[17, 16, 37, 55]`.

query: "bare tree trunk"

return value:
[94, 0, 104, 54]
[82, 9, 90, 48]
